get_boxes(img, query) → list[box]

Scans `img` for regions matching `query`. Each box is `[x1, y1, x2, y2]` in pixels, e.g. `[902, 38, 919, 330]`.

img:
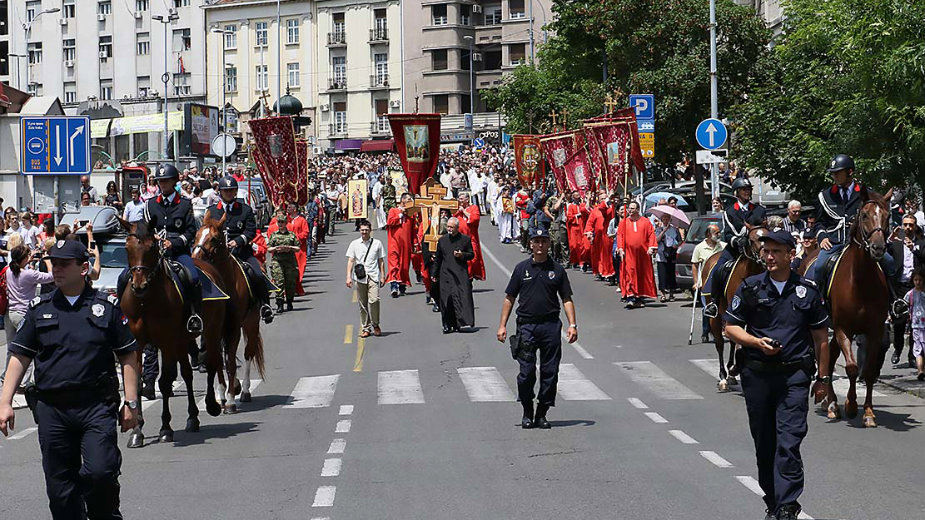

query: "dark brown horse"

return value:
[192, 211, 266, 413]
[120, 220, 226, 447]
[700, 225, 768, 392]
[797, 189, 893, 427]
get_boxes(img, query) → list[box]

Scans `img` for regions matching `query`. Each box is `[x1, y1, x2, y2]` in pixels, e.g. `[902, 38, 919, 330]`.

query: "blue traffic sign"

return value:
[472, 137, 486, 149]
[629, 94, 655, 121]
[20, 116, 91, 175]
[695, 118, 727, 150]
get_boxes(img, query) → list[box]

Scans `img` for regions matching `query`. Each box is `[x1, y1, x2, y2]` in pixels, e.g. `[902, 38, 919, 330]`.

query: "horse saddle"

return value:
[232, 257, 278, 302]
[166, 261, 229, 304]
[816, 248, 846, 300]
[715, 258, 739, 299]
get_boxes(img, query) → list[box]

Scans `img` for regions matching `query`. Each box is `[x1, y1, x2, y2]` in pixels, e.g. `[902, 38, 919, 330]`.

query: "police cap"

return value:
[826, 154, 855, 173]
[218, 176, 239, 191]
[153, 164, 180, 180]
[530, 228, 550, 240]
[48, 239, 90, 261]
[758, 230, 796, 250]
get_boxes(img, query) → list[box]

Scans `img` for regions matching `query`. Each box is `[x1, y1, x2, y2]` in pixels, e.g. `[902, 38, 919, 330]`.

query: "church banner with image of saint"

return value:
[512, 135, 545, 190]
[347, 179, 369, 220]
[388, 114, 441, 196]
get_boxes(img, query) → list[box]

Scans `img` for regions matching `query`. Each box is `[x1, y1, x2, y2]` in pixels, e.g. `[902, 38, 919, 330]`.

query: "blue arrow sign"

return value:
[20, 116, 91, 175]
[629, 94, 655, 120]
[695, 118, 727, 150]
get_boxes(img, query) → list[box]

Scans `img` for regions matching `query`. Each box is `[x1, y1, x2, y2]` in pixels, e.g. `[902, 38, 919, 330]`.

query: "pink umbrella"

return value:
[649, 204, 691, 229]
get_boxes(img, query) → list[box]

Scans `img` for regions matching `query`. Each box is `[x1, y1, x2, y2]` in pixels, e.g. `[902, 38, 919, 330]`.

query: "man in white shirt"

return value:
[345, 219, 387, 337]
[122, 188, 146, 223]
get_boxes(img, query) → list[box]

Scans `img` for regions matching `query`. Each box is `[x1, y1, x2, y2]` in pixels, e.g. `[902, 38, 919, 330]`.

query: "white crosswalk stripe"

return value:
[557, 364, 611, 401]
[457, 367, 516, 402]
[614, 361, 703, 400]
[689, 359, 885, 397]
[284, 375, 340, 408]
[378, 370, 425, 405]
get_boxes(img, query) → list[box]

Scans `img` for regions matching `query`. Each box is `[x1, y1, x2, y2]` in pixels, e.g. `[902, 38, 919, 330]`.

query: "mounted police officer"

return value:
[0, 239, 141, 520]
[724, 230, 831, 520]
[205, 176, 274, 323]
[805, 154, 907, 319]
[703, 177, 767, 317]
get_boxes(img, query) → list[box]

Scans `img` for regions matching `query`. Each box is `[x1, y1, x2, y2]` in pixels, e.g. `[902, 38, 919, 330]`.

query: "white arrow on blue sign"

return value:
[695, 118, 727, 151]
[20, 116, 91, 175]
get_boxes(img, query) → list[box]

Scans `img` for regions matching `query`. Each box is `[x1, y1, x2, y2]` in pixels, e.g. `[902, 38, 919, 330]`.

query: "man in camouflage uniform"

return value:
[267, 211, 300, 313]
[381, 175, 397, 213]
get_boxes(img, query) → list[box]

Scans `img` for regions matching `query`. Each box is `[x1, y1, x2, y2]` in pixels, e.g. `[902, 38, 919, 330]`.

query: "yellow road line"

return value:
[351, 290, 357, 303]
[344, 324, 354, 344]
[353, 336, 366, 372]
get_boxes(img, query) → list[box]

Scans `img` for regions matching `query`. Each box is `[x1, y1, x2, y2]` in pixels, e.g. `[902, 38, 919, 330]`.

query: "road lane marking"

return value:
[614, 361, 703, 400]
[321, 458, 342, 477]
[378, 369, 425, 404]
[564, 336, 594, 359]
[627, 397, 649, 409]
[142, 380, 187, 412]
[668, 430, 699, 444]
[283, 375, 339, 408]
[557, 364, 611, 400]
[344, 324, 354, 344]
[457, 367, 516, 402]
[735, 475, 764, 496]
[312, 486, 336, 507]
[690, 359, 884, 398]
[328, 438, 346, 454]
[644, 412, 668, 423]
[353, 336, 366, 372]
[352, 289, 357, 303]
[335, 420, 351, 433]
[339, 405, 354, 415]
[6, 427, 37, 440]
[700, 451, 733, 468]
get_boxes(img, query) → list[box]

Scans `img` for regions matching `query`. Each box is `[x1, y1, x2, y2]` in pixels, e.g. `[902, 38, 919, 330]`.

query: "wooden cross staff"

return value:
[403, 178, 459, 250]
[548, 110, 558, 127]
[560, 108, 570, 128]
[604, 93, 618, 114]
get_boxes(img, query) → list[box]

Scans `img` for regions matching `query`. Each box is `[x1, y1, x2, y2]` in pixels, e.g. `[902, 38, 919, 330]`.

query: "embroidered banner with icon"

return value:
[248, 116, 304, 206]
[388, 114, 442, 196]
[540, 131, 594, 197]
[512, 134, 545, 190]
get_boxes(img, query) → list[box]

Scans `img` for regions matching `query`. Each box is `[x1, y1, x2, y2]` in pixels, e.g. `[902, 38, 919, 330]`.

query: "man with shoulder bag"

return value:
[346, 220, 387, 337]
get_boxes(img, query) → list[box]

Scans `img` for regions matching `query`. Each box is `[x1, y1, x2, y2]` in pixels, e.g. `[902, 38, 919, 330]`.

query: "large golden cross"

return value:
[548, 110, 558, 127]
[604, 93, 618, 114]
[406, 178, 459, 250]
[560, 108, 570, 128]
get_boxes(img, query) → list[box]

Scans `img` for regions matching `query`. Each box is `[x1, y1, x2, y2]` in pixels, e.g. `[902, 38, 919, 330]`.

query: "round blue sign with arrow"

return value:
[695, 118, 727, 150]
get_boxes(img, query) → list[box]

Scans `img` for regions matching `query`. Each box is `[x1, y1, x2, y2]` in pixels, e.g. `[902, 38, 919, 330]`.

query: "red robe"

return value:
[411, 213, 424, 277]
[270, 214, 309, 295]
[455, 204, 486, 280]
[566, 202, 590, 265]
[385, 207, 414, 286]
[252, 229, 268, 267]
[616, 216, 657, 299]
[415, 223, 433, 294]
[584, 202, 615, 277]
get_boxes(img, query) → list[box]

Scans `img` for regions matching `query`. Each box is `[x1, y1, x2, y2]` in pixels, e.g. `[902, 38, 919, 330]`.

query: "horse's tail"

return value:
[244, 327, 266, 379]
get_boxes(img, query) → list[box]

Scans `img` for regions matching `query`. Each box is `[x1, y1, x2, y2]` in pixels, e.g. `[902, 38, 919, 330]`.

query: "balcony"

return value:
[369, 27, 388, 43]
[370, 120, 391, 135]
[327, 32, 346, 47]
[328, 78, 347, 91]
[328, 123, 347, 136]
[369, 74, 389, 89]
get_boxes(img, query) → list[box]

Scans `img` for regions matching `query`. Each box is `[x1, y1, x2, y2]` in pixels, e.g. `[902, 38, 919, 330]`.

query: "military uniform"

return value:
[381, 183, 397, 212]
[8, 240, 138, 519]
[267, 227, 300, 310]
[724, 232, 829, 520]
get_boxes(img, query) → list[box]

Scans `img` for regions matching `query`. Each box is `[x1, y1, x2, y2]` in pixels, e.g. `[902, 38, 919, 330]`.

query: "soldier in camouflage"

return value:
[267, 210, 301, 313]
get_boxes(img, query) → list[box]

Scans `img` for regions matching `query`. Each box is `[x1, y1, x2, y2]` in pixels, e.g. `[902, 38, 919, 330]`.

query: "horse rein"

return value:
[851, 201, 887, 256]
[126, 230, 167, 292]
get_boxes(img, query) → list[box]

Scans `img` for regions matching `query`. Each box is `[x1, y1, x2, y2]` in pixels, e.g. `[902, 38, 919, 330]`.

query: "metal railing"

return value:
[369, 73, 389, 88]
[369, 27, 388, 42]
[327, 32, 346, 45]
[328, 77, 347, 90]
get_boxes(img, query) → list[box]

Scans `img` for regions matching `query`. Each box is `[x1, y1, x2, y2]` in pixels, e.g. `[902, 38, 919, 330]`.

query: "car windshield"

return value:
[98, 241, 127, 268]
[685, 218, 722, 243]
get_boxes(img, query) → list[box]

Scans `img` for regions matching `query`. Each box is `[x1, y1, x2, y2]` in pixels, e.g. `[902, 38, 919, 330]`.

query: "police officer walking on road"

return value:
[724, 230, 831, 520]
[497, 228, 578, 429]
[0, 239, 141, 520]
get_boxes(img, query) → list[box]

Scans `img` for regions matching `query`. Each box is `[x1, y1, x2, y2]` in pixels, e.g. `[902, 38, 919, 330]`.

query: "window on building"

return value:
[333, 102, 347, 134]
[224, 25, 237, 49]
[484, 3, 502, 25]
[374, 53, 388, 85]
[432, 4, 448, 25]
[287, 63, 300, 87]
[461, 48, 471, 70]
[332, 13, 345, 37]
[136, 0, 148, 12]
[173, 0, 190, 7]
[63, 39, 76, 62]
[375, 99, 389, 133]
[136, 33, 150, 55]
[225, 67, 237, 92]
[98, 1, 111, 15]
[484, 50, 502, 70]
[255, 65, 268, 91]
[63, 0, 76, 19]
[173, 73, 190, 96]
[332, 56, 346, 83]
[32, 84, 44, 96]
[286, 19, 299, 44]
[173, 28, 191, 51]
[26, 1, 40, 22]
[509, 43, 526, 65]
[509, 0, 526, 19]
[255, 21, 268, 46]
[64, 82, 77, 104]
[460, 5, 470, 25]
[138, 76, 151, 97]
[100, 80, 113, 100]
[432, 49, 448, 71]
[99, 35, 113, 60]
[27, 43, 42, 64]
[462, 94, 472, 113]
[433, 95, 449, 115]
[374, 8, 387, 30]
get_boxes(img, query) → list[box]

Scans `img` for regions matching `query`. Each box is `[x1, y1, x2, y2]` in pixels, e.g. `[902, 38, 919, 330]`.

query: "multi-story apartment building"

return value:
[735, 0, 784, 33]
[0, 1, 10, 85]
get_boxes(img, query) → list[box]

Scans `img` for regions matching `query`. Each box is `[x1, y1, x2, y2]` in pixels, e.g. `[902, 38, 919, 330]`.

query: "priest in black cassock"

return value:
[434, 217, 476, 333]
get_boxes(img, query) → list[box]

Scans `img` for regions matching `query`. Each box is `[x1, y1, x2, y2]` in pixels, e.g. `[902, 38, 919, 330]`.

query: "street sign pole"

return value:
[709, 0, 719, 200]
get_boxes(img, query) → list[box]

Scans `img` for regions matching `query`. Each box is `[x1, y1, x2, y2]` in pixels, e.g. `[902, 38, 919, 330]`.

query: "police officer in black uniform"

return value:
[0, 239, 141, 520]
[703, 177, 768, 317]
[497, 228, 578, 429]
[205, 176, 274, 323]
[724, 230, 831, 520]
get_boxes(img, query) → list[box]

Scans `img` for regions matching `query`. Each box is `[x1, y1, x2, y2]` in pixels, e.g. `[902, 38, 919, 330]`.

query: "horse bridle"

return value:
[743, 227, 768, 267]
[126, 230, 167, 293]
[193, 226, 229, 263]
[851, 200, 887, 256]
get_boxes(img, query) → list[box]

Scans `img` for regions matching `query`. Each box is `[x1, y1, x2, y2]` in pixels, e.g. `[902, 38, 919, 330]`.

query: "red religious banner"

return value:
[388, 113, 441, 196]
[540, 131, 594, 197]
[580, 128, 606, 191]
[248, 116, 300, 206]
[512, 135, 545, 190]
[584, 122, 646, 192]
[539, 131, 574, 194]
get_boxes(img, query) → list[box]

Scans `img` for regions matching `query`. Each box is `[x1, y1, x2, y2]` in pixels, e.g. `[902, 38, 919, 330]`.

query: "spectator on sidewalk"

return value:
[906, 267, 925, 380]
[0, 245, 53, 388]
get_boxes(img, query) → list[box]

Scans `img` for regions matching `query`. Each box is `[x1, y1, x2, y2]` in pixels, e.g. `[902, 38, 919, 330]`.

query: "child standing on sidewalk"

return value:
[906, 267, 925, 381]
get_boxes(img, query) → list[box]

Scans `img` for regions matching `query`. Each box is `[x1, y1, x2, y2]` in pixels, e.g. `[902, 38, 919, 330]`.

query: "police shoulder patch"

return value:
[795, 286, 807, 299]
[107, 294, 119, 306]
[30, 296, 42, 309]
[731, 295, 741, 310]
[91, 304, 105, 317]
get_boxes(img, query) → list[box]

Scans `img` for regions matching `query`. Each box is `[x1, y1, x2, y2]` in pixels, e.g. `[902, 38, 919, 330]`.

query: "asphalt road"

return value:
[1, 223, 923, 520]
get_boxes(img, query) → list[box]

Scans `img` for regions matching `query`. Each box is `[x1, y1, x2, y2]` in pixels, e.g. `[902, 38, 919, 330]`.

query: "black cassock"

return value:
[435, 232, 476, 329]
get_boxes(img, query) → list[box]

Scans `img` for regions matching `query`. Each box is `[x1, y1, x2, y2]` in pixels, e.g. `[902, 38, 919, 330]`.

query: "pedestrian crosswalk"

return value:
[689, 359, 885, 398]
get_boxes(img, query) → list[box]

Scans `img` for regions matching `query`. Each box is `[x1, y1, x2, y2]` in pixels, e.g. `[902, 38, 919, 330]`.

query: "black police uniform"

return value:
[504, 231, 573, 424]
[8, 240, 138, 519]
[724, 235, 828, 519]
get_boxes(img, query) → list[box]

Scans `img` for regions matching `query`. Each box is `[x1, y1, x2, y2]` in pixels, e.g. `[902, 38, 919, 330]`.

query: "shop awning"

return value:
[334, 139, 363, 151]
[360, 139, 395, 153]
[109, 111, 184, 137]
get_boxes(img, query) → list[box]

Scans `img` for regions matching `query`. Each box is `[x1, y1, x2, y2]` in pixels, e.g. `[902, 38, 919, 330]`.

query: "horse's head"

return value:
[745, 222, 769, 266]
[192, 211, 228, 262]
[120, 217, 161, 295]
[852, 188, 892, 260]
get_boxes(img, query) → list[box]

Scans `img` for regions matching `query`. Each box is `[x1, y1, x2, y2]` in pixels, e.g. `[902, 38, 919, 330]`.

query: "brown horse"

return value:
[192, 211, 266, 413]
[119, 220, 226, 447]
[700, 224, 768, 392]
[797, 189, 893, 427]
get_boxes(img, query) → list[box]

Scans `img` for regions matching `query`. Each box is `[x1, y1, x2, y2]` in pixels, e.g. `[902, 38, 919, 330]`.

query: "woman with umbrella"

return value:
[650, 197, 690, 302]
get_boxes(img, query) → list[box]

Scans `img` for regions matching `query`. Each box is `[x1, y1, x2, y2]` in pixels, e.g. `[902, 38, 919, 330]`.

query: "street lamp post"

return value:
[153, 13, 180, 163]
[212, 28, 234, 175]
[21, 7, 60, 94]
[709, 0, 719, 199]
[276, 0, 282, 113]
[463, 35, 474, 116]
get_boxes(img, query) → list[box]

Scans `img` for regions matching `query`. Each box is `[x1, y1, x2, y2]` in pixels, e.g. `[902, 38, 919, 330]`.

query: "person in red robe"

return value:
[454, 192, 486, 281]
[252, 229, 268, 267]
[584, 190, 616, 282]
[565, 190, 590, 271]
[286, 202, 310, 296]
[385, 193, 415, 297]
[616, 200, 658, 308]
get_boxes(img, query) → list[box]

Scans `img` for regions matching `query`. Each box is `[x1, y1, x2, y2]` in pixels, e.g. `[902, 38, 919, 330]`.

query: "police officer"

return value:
[805, 153, 907, 319]
[703, 177, 767, 317]
[497, 228, 578, 429]
[142, 163, 203, 332]
[205, 176, 274, 323]
[724, 230, 831, 520]
[0, 239, 141, 520]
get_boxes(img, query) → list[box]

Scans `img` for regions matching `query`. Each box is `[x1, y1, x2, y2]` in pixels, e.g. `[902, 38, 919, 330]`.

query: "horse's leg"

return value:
[835, 329, 859, 419]
[204, 337, 222, 417]
[823, 330, 842, 420]
[861, 324, 885, 428]
[240, 316, 259, 403]
[179, 344, 200, 433]
[725, 332, 739, 387]
[127, 350, 145, 448]
[158, 357, 177, 442]
[710, 316, 729, 392]
[223, 336, 239, 414]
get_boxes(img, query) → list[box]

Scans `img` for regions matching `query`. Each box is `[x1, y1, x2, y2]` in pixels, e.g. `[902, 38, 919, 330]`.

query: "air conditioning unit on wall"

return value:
[320, 104, 330, 112]
[472, 5, 483, 14]
[97, 14, 106, 22]
[389, 100, 400, 108]
[472, 52, 482, 62]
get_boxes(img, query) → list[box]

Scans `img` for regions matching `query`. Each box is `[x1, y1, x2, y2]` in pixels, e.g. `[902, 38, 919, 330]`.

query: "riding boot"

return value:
[521, 400, 534, 429]
[534, 403, 551, 429]
[260, 274, 274, 324]
[703, 264, 725, 318]
[186, 280, 204, 334]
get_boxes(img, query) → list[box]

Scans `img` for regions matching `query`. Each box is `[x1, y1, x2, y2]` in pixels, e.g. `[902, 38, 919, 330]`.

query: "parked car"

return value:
[69, 205, 127, 297]
[674, 213, 726, 292]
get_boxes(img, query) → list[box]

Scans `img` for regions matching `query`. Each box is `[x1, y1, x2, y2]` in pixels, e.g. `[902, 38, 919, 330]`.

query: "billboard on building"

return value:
[183, 103, 219, 156]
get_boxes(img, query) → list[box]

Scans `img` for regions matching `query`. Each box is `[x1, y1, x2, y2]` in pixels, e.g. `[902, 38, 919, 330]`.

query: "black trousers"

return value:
[142, 344, 158, 384]
[657, 260, 677, 293]
[516, 320, 563, 406]
[36, 400, 123, 520]
[893, 281, 914, 357]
